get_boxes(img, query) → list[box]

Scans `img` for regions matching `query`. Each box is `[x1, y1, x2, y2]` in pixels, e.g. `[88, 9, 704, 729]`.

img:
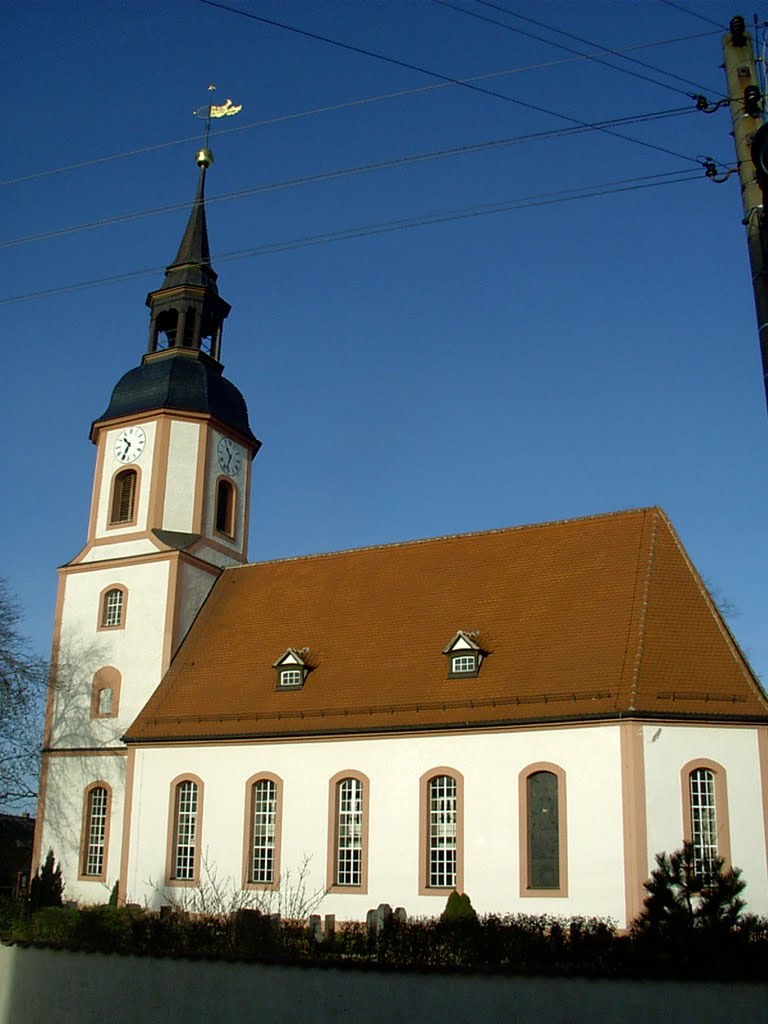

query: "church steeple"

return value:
[145, 147, 231, 365]
[94, 145, 258, 448]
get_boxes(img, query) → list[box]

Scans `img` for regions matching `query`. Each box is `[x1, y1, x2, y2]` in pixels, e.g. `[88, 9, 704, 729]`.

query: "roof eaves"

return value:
[123, 706, 768, 746]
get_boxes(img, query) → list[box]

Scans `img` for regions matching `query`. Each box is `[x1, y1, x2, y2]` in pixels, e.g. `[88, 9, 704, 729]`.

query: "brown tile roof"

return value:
[125, 507, 768, 743]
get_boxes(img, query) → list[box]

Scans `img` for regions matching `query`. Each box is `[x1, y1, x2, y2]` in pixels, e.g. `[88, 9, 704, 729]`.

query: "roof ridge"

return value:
[627, 508, 661, 712]
[233, 505, 664, 574]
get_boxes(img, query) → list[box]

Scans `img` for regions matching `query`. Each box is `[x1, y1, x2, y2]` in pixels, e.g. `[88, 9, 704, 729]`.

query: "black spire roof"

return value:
[160, 162, 217, 292]
[92, 149, 259, 450]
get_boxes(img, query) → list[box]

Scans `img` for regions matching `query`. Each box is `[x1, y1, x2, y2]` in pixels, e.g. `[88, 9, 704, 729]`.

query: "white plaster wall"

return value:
[94, 421, 158, 540]
[79, 539, 161, 564]
[126, 726, 627, 923]
[39, 754, 126, 904]
[642, 723, 768, 912]
[51, 561, 170, 748]
[163, 421, 201, 533]
[177, 563, 219, 644]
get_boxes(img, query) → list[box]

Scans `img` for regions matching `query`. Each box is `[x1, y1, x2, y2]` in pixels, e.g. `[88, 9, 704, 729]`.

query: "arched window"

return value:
[80, 783, 111, 880]
[215, 478, 236, 536]
[527, 772, 559, 888]
[327, 771, 369, 893]
[243, 774, 282, 888]
[419, 768, 464, 894]
[99, 586, 127, 629]
[681, 759, 730, 876]
[167, 776, 203, 884]
[519, 763, 568, 897]
[110, 469, 137, 524]
[90, 667, 121, 719]
[154, 309, 178, 350]
[689, 768, 716, 875]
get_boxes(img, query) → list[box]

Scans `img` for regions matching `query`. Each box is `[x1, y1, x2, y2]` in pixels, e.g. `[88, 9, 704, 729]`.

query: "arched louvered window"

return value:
[215, 478, 236, 536]
[110, 469, 137, 524]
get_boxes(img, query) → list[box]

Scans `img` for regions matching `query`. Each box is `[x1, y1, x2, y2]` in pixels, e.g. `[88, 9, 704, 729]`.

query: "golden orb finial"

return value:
[196, 147, 214, 169]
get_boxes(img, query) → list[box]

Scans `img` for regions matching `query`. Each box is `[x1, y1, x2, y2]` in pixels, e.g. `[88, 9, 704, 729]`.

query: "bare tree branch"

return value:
[0, 578, 47, 808]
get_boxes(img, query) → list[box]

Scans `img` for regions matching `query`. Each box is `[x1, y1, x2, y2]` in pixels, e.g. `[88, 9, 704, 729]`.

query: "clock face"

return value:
[217, 437, 242, 477]
[114, 426, 146, 464]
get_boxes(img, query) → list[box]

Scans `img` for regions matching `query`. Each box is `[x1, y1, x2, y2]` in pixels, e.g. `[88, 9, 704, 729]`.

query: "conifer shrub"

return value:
[440, 891, 478, 925]
[29, 849, 63, 911]
[632, 842, 746, 941]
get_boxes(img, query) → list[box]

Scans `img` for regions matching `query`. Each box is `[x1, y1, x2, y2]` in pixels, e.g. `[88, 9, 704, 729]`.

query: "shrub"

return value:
[633, 842, 746, 940]
[440, 890, 478, 925]
[29, 850, 63, 911]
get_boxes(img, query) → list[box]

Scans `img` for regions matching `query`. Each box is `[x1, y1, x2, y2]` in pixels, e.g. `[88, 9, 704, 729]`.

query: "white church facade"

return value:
[33, 148, 768, 928]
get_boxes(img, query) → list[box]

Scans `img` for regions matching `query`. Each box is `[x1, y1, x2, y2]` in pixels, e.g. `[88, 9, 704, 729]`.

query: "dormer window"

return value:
[451, 653, 478, 675]
[273, 648, 310, 690]
[279, 668, 302, 688]
[443, 631, 484, 678]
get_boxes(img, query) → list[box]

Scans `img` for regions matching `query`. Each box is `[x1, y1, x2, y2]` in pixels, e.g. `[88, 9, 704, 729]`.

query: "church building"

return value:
[33, 147, 768, 927]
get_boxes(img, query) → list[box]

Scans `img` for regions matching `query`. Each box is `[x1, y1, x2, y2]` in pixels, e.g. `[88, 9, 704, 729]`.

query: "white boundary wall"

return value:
[0, 944, 765, 1024]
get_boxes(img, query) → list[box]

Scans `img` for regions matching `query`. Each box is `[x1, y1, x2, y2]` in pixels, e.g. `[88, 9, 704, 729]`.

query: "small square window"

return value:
[279, 668, 302, 688]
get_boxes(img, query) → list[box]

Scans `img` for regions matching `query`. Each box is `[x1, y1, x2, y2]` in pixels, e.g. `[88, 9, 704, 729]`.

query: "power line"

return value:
[0, 170, 701, 306]
[435, 0, 696, 97]
[197, 0, 706, 166]
[462, 0, 720, 96]
[657, 0, 723, 30]
[1, 28, 721, 189]
[1, 106, 693, 251]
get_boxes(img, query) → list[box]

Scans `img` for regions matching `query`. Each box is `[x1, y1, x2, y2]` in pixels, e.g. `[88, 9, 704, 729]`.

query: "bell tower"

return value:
[33, 148, 260, 899]
[146, 147, 230, 363]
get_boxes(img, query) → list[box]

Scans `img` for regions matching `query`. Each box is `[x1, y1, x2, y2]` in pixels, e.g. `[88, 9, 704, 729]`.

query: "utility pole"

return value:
[723, 15, 768, 412]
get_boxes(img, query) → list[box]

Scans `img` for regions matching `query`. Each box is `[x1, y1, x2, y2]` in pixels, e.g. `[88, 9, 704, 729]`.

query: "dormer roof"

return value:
[442, 631, 482, 655]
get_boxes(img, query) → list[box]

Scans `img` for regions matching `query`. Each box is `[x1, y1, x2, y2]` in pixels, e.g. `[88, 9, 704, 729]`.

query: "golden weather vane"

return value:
[193, 84, 243, 152]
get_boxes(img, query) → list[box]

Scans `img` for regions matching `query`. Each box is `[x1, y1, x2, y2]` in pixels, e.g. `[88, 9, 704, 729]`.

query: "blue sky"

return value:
[3, 0, 768, 686]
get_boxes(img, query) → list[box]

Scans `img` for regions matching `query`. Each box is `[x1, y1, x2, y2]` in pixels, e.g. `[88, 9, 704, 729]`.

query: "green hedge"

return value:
[2, 900, 767, 979]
